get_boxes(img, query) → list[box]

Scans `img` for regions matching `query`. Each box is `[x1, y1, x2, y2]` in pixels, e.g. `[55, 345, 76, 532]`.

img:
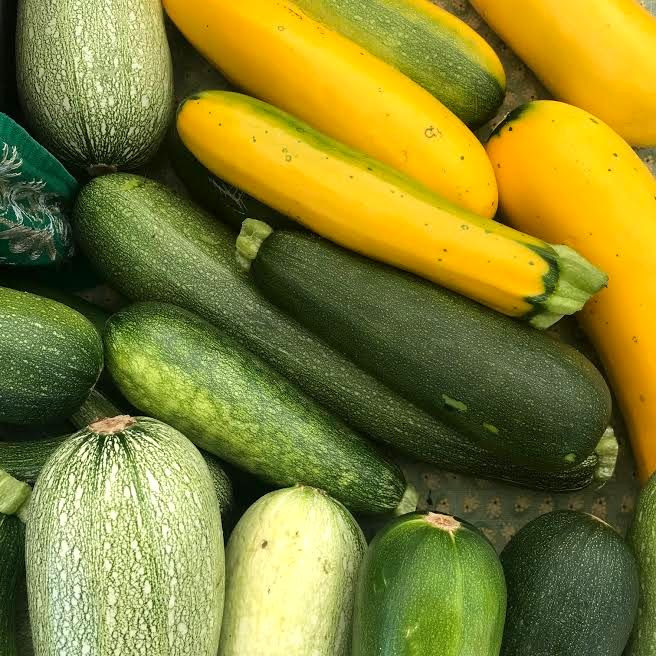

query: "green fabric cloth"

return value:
[0, 113, 78, 266]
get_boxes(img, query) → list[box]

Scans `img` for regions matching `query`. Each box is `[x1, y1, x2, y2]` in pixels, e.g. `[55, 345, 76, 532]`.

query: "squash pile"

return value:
[0, 0, 655, 655]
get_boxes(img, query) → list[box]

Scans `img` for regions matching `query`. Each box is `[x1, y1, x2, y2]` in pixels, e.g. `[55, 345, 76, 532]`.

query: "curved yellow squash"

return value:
[470, 0, 656, 147]
[178, 91, 606, 325]
[163, 0, 498, 218]
[487, 100, 656, 481]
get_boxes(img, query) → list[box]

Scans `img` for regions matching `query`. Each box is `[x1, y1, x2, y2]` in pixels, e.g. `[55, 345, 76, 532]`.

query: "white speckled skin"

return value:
[16, 0, 173, 171]
[26, 417, 224, 656]
[219, 486, 366, 656]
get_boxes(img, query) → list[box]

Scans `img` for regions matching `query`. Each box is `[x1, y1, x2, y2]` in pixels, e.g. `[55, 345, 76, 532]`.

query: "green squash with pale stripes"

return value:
[26, 416, 225, 656]
[16, 0, 173, 174]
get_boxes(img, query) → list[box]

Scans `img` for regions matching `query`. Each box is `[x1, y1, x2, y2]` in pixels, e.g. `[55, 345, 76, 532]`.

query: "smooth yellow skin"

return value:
[487, 100, 656, 482]
[178, 91, 553, 318]
[163, 0, 498, 218]
[471, 0, 656, 147]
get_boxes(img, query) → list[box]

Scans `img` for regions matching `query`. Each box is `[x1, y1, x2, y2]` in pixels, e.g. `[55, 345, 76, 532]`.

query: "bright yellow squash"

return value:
[163, 0, 498, 218]
[470, 0, 656, 147]
[177, 91, 607, 326]
[487, 100, 656, 481]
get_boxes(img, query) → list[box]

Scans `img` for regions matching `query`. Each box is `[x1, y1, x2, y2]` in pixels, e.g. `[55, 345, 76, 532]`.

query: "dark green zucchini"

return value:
[352, 512, 506, 655]
[500, 510, 639, 656]
[168, 127, 295, 231]
[0, 286, 103, 425]
[238, 221, 611, 471]
[72, 174, 610, 491]
[0, 513, 23, 656]
[104, 301, 409, 514]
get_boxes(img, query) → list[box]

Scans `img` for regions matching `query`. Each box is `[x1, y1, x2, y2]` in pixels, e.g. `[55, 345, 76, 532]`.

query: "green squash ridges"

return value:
[26, 416, 225, 656]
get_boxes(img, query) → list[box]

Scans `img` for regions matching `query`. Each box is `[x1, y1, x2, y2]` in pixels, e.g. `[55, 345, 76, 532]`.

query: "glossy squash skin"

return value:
[178, 91, 607, 325]
[486, 100, 656, 482]
[163, 0, 498, 217]
[470, 0, 656, 147]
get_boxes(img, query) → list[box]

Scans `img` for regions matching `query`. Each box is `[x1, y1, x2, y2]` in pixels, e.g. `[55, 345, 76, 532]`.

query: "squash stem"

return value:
[530, 245, 608, 329]
[70, 388, 122, 429]
[593, 426, 619, 486]
[0, 468, 32, 519]
[236, 219, 273, 272]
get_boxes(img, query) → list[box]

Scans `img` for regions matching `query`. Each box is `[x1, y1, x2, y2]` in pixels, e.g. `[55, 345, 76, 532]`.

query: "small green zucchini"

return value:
[0, 513, 23, 656]
[26, 416, 225, 656]
[219, 486, 365, 655]
[104, 301, 409, 514]
[501, 510, 639, 656]
[238, 221, 612, 471]
[0, 287, 103, 425]
[352, 512, 506, 655]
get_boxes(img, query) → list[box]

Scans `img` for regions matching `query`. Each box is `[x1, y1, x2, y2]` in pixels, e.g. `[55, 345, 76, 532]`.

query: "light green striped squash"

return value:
[219, 486, 366, 656]
[16, 0, 173, 174]
[26, 416, 225, 656]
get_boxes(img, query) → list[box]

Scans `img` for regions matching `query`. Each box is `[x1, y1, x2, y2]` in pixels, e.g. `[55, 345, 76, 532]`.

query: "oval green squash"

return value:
[16, 0, 173, 174]
[104, 301, 409, 514]
[352, 512, 506, 655]
[26, 415, 225, 656]
[0, 286, 103, 425]
[292, 0, 506, 127]
[501, 510, 639, 656]
[0, 513, 23, 656]
[219, 486, 365, 655]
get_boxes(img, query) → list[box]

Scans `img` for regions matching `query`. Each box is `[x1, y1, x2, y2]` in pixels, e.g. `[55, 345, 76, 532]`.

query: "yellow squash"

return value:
[470, 0, 656, 147]
[163, 0, 498, 218]
[177, 91, 606, 326]
[487, 100, 656, 482]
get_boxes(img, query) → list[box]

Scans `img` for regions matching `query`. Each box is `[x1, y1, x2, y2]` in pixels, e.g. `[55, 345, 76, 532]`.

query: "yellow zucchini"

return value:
[162, 0, 498, 218]
[177, 91, 607, 326]
[470, 0, 656, 147]
[486, 100, 656, 481]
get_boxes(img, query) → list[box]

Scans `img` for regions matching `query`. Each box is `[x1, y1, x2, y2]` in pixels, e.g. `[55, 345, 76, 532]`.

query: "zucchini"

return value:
[238, 222, 612, 471]
[293, 0, 505, 127]
[104, 301, 408, 514]
[219, 486, 365, 655]
[26, 416, 225, 656]
[16, 0, 174, 174]
[163, 0, 498, 218]
[628, 472, 656, 655]
[0, 2, 17, 118]
[0, 286, 103, 425]
[501, 510, 639, 656]
[177, 91, 607, 327]
[0, 514, 23, 656]
[168, 128, 294, 231]
[72, 174, 614, 491]
[352, 512, 506, 655]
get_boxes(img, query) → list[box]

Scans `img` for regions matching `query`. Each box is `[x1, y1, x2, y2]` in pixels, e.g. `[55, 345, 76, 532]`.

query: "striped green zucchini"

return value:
[219, 486, 365, 655]
[26, 416, 225, 656]
[104, 301, 409, 514]
[293, 0, 506, 127]
[0, 286, 103, 425]
[16, 0, 173, 174]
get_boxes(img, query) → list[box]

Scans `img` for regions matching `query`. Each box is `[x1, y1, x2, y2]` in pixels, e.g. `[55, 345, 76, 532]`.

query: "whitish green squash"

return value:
[219, 486, 366, 655]
[16, 0, 173, 174]
[26, 416, 225, 656]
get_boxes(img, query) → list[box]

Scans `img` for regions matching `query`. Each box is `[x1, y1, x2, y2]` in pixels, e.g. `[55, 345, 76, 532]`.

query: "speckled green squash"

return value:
[352, 512, 506, 655]
[292, 0, 506, 127]
[0, 513, 23, 656]
[26, 416, 225, 656]
[628, 474, 656, 655]
[0, 287, 103, 425]
[104, 301, 408, 514]
[16, 0, 173, 174]
[219, 486, 366, 655]
[502, 511, 639, 656]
